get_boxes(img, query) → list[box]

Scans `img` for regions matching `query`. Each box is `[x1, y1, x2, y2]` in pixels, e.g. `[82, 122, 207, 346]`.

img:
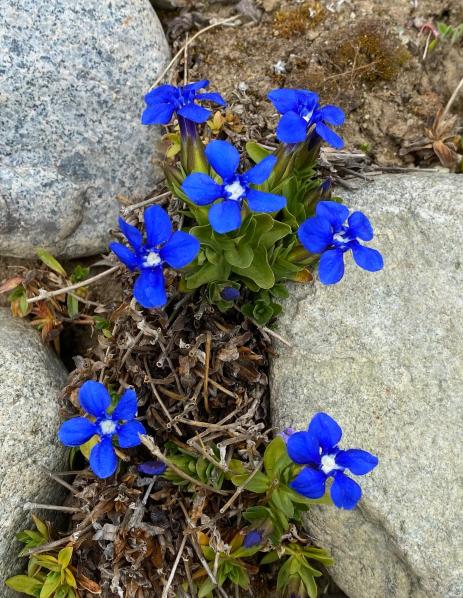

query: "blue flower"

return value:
[181, 140, 287, 234]
[138, 460, 167, 475]
[58, 381, 147, 479]
[287, 413, 378, 510]
[268, 88, 344, 148]
[298, 201, 383, 284]
[141, 80, 226, 126]
[243, 530, 262, 548]
[109, 206, 200, 308]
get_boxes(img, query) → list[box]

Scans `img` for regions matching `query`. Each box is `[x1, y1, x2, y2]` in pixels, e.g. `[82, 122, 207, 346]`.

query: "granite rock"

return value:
[270, 174, 463, 598]
[0, 0, 169, 258]
[0, 309, 68, 593]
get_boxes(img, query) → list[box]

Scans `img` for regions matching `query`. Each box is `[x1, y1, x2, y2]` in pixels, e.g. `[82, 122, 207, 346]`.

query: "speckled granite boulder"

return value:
[0, 0, 169, 258]
[270, 174, 463, 598]
[0, 309, 67, 593]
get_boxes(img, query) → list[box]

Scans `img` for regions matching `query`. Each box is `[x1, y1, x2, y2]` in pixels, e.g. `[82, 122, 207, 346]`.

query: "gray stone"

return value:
[0, 0, 169, 258]
[270, 174, 463, 598]
[0, 309, 68, 592]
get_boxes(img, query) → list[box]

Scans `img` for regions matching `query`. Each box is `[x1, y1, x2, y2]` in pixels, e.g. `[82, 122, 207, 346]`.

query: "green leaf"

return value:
[66, 294, 79, 318]
[31, 515, 49, 540]
[224, 242, 254, 269]
[260, 550, 279, 565]
[276, 557, 292, 591]
[198, 577, 215, 598]
[185, 259, 231, 289]
[264, 436, 292, 479]
[36, 249, 67, 277]
[229, 564, 250, 589]
[40, 572, 61, 598]
[70, 264, 90, 283]
[232, 246, 274, 289]
[259, 220, 291, 250]
[270, 283, 289, 299]
[246, 141, 272, 163]
[270, 487, 294, 519]
[243, 505, 271, 522]
[58, 547, 73, 569]
[230, 471, 270, 493]
[5, 575, 43, 596]
[299, 567, 319, 598]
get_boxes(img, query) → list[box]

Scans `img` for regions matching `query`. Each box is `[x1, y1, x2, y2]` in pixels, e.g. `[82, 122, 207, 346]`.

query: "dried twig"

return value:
[150, 16, 241, 91]
[26, 266, 119, 304]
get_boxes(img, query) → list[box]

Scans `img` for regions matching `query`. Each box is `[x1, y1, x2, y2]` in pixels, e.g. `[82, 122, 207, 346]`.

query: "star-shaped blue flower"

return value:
[298, 201, 383, 285]
[109, 206, 200, 309]
[268, 88, 345, 148]
[181, 140, 287, 234]
[288, 413, 378, 510]
[141, 80, 226, 125]
[58, 381, 147, 479]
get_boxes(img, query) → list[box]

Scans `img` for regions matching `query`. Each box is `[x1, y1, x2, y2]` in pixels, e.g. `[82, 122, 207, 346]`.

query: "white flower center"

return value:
[302, 108, 315, 122]
[99, 419, 117, 435]
[320, 454, 340, 475]
[224, 180, 245, 201]
[144, 251, 162, 267]
[333, 231, 349, 245]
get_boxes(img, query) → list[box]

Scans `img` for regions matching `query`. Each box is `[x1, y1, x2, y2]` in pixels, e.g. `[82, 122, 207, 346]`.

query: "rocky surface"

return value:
[270, 174, 463, 598]
[0, 309, 68, 593]
[0, 0, 169, 259]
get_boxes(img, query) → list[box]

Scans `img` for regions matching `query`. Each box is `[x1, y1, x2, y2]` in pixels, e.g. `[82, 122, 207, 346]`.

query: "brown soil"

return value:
[159, 0, 463, 166]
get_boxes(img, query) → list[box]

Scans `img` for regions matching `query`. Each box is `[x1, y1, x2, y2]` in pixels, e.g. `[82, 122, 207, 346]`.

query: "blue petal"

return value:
[141, 102, 176, 125]
[133, 268, 167, 309]
[320, 105, 345, 126]
[298, 216, 332, 254]
[182, 173, 223, 205]
[296, 89, 319, 108]
[267, 88, 299, 113]
[290, 467, 327, 499]
[205, 140, 240, 180]
[58, 417, 98, 447]
[144, 205, 172, 247]
[117, 420, 146, 448]
[318, 249, 345, 284]
[315, 122, 344, 149]
[316, 201, 349, 230]
[177, 102, 211, 123]
[208, 200, 242, 234]
[330, 472, 362, 509]
[196, 92, 226, 106]
[308, 413, 342, 452]
[160, 231, 200, 269]
[336, 449, 378, 475]
[243, 530, 262, 548]
[118, 217, 143, 252]
[144, 84, 177, 104]
[138, 460, 167, 475]
[111, 388, 138, 422]
[244, 155, 277, 184]
[287, 431, 321, 465]
[182, 79, 209, 92]
[351, 243, 384, 272]
[348, 211, 373, 241]
[89, 437, 118, 479]
[276, 112, 308, 144]
[79, 380, 111, 417]
[109, 242, 139, 271]
[246, 189, 286, 213]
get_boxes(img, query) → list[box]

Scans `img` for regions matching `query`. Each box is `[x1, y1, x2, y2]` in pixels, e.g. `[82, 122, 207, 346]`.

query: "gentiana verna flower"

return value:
[268, 88, 344, 148]
[58, 381, 146, 479]
[138, 460, 167, 475]
[181, 140, 286, 234]
[298, 201, 383, 285]
[287, 412, 378, 509]
[109, 206, 200, 309]
[141, 80, 226, 126]
[243, 530, 262, 548]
